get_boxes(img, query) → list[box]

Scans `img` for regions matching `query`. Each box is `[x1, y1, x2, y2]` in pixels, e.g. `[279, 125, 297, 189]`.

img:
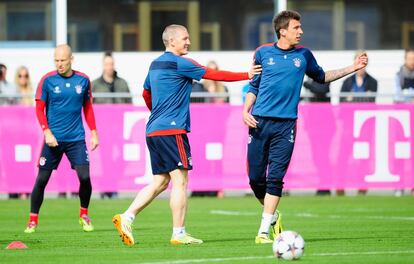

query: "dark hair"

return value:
[405, 48, 414, 54]
[104, 51, 113, 58]
[273, 10, 301, 39]
[0, 63, 6, 79]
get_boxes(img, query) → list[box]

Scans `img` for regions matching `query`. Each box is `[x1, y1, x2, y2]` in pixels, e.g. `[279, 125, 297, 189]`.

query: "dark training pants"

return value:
[247, 116, 296, 198]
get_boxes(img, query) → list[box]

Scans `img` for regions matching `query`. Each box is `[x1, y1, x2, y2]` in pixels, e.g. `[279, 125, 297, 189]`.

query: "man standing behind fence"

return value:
[93, 51, 130, 199]
[24, 44, 99, 234]
[394, 49, 414, 103]
[92, 51, 131, 104]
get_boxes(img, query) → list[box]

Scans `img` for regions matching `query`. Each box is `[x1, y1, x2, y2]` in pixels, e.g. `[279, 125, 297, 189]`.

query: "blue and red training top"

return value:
[249, 43, 325, 119]
[143, 51, 249, 136]
[35, 70, 96, 142]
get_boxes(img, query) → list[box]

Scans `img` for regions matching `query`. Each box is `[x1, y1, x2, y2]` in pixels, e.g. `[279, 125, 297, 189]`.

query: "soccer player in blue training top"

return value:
[112, 24, 261, 246]
[243, 10, 368, 244]
[24, 44, 99, 233]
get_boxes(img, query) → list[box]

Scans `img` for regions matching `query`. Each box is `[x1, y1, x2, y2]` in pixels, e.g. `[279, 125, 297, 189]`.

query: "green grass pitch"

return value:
[1, 196, 413, 263]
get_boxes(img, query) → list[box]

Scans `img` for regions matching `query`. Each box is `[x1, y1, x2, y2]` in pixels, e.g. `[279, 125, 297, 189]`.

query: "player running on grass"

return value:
[243, 10, 368, 244]
[24, 44, 99, 233]
[113, 24, 261, 246]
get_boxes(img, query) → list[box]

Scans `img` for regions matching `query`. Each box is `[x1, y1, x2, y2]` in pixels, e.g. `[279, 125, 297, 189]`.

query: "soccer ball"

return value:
[272, 231, 305, 260]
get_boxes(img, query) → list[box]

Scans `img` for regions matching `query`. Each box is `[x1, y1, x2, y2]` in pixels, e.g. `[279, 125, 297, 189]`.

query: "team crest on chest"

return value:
[293, 58, 301, 68]
[75, 85, 82, 94]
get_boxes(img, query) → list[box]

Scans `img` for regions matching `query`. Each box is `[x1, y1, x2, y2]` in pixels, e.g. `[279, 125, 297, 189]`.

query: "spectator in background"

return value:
[15, 66, 34, 106]
[394, 49, 414, 103]
[93, 51, 131, 199]
[303, 78, 330, 102]
[340, 51, 377, 103]
[10, 66, 33, 199]
[202, 61, 229, 103]
[340, 51, 377, 196]
[92, 51, 131, 104]
[303, 78, 332, 196]
[2, 63, 24, 199]
[0, 63, 18, 105]
[394, 49, 414, 197]
[193, 60, 229, 198]
[190, 81, 207, 103]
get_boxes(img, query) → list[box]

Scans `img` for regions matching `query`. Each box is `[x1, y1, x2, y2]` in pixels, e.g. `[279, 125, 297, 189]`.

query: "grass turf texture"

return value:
[1, 196, 413, 264]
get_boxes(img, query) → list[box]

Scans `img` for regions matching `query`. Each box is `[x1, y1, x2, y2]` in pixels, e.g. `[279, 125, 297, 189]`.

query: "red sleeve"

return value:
[142, 89, 152, 111]
[83, 99, 97, 130]
[202, 68, 249, 82]
[36, 100, 49, 130]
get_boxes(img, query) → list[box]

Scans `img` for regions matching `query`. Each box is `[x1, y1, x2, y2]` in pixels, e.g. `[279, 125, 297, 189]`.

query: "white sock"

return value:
[258, 212, 273, 235]
[173, 227, 186, 237]
[122, 212, 135, 222]
[271, 211, 279, 225]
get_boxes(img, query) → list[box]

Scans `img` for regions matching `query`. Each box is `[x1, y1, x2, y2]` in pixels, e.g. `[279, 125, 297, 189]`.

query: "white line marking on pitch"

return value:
[297, 213, 414, 221]
[210, 210, 256, 216]
[138, 250, 414, 264]
[211, 210, 414, 221]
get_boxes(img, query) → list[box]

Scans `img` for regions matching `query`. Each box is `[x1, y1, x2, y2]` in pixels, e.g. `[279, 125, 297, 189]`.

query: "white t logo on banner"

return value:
[123, 111, 152, 184]
[353, 110, 411, 183]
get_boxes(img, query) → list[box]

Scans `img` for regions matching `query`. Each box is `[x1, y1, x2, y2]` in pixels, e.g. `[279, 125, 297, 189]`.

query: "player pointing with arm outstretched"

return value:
[113, 24, 261, 246]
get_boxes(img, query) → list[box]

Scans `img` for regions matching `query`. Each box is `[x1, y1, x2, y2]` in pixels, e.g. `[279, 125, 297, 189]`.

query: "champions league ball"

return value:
[272, 231, 305, 260]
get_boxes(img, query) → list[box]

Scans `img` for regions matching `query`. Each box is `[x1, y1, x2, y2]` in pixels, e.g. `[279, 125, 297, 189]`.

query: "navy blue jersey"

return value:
[36, 70, 92, 142]
[249, 43, 325, 119]
[143, 52, 206, 135]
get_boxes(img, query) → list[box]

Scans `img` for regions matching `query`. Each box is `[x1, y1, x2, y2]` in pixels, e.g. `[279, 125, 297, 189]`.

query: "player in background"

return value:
[243, 10, 368, 244]
[113, 24, 261, 246]
[24, 44, 99, 233]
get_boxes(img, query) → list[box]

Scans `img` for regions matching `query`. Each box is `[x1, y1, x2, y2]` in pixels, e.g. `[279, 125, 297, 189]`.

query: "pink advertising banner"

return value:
[0, 104, 413, 193]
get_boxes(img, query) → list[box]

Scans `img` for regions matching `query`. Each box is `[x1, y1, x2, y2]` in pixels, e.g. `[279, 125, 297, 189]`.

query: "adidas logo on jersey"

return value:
[178, 162, 183, 166]
[171, 121, 176, 125]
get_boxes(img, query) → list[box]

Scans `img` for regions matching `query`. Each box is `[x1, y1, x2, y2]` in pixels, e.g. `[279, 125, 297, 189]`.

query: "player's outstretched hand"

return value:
[90, 130, 99, 151]
[243, 111, 258, 128]
[44, 129, 58, 147]
[248, 64, 262, 79]
[354, 52, 368, 71]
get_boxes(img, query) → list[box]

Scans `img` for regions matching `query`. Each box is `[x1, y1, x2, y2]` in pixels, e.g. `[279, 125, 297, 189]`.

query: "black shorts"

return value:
[146, 134, 192, 175]
[38, 140, 89, 170]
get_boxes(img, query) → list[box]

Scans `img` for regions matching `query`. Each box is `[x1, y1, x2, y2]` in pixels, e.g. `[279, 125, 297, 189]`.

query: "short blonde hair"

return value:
[162, 24, 187, 47]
